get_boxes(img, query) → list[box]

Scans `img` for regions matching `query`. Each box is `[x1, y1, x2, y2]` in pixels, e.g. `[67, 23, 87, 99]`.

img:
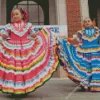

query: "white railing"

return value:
[0, 25, 68, 37]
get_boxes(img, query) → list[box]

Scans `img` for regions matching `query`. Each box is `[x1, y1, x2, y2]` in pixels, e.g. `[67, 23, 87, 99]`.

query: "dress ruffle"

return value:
[58, 36, 100, 91]
[0, 28, 58, 94]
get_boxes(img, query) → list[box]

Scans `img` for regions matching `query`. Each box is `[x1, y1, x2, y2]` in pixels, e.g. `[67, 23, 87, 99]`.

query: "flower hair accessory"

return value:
[19, 8, 28, 22]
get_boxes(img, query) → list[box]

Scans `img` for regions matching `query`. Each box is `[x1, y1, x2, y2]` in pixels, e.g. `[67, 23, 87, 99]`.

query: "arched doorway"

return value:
[88, 0, 100, 27]
[6, 0, 49, 25]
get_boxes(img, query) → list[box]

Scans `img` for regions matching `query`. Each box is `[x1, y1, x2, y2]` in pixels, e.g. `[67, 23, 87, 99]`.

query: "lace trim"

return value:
[5, 23, 32, 37]
[78, 27, 99, 41]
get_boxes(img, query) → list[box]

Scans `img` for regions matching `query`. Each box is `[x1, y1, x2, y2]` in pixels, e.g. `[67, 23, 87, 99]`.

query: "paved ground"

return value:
[0, 78, 100, 100]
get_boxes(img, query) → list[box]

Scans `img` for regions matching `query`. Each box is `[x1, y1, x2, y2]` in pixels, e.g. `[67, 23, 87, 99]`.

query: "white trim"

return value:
[80, 0, 89, 22]
[6, 23, 32, 37]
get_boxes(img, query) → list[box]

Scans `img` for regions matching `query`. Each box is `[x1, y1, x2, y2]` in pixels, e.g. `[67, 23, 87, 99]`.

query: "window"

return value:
[7, 0, 49, 24]
[13, 0, 44, 25]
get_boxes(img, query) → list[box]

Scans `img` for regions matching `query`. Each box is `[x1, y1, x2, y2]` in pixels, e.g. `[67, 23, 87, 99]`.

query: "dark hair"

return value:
[18, 8, 26, 20]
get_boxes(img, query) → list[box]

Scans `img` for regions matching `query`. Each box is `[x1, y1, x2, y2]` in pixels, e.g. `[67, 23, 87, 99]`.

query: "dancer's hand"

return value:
[0, 33, 8, 39]
[67, 38, 79, 45]
[31, 34, 37, 38]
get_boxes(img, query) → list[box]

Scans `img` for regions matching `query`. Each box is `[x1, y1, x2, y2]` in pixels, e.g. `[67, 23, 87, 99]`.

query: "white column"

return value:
[80, 0, 89, 22]
[49, 0, 56, 25]
[55, 0, 67, 25]
[0, 0, 2, 24]
[0, 0, 6, 25]
[55, 0, 68, 37]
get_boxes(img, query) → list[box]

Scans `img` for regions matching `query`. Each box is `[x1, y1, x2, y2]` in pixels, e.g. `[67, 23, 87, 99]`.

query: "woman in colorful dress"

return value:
[0, 8, 58, 95]
[58, 18, 100, 92]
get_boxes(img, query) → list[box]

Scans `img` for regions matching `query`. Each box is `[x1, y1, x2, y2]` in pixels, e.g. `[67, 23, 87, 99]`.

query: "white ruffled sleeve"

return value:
[29, 26, 35, 35]
[0, 24, 10, 36]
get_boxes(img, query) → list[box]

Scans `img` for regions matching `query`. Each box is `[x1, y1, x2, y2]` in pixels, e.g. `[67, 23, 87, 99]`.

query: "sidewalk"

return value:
[0, 78, 100, 100]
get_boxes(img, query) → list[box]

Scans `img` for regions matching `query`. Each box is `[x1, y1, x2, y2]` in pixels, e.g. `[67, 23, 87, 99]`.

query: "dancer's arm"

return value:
[0, 27, 9, 39]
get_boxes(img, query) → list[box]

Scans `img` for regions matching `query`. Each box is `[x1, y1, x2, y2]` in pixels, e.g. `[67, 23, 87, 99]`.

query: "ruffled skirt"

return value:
[0, 28, 58, 94]
[58, 40, 100, 91]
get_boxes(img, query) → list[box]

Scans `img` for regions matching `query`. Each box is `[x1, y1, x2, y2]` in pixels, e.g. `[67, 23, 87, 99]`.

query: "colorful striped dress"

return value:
[58, 27, 100, 91]
[0, 21, 58, 94]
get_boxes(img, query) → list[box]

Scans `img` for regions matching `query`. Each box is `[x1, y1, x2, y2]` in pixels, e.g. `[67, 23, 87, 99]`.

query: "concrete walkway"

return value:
[0, 78, 100, 100]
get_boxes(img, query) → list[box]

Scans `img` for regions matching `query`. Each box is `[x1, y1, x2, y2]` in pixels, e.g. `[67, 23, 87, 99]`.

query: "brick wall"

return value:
[66, 0, 81, 37]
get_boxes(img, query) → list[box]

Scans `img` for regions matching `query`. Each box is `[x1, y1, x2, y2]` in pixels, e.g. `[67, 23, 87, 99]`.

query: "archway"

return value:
[6, 0, 49, 25]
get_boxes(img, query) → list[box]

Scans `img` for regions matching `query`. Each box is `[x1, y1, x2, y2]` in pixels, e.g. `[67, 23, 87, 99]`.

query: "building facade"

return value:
[0, 0, 99, 77]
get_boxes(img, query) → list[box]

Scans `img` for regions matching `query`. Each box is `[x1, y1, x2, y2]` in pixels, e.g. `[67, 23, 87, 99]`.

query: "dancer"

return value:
[0, 8, 58, 95]
[58, 18, 100, 91]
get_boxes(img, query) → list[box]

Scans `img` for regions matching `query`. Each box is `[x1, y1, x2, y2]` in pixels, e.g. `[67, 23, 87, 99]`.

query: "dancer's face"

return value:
[11, 9, 24, 22]
[84, 18, 92, 28]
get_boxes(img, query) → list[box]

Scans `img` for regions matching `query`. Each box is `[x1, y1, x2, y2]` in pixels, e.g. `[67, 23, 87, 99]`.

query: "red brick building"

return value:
[66, 0, 100, 37]
[66, 0, 81, 37]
